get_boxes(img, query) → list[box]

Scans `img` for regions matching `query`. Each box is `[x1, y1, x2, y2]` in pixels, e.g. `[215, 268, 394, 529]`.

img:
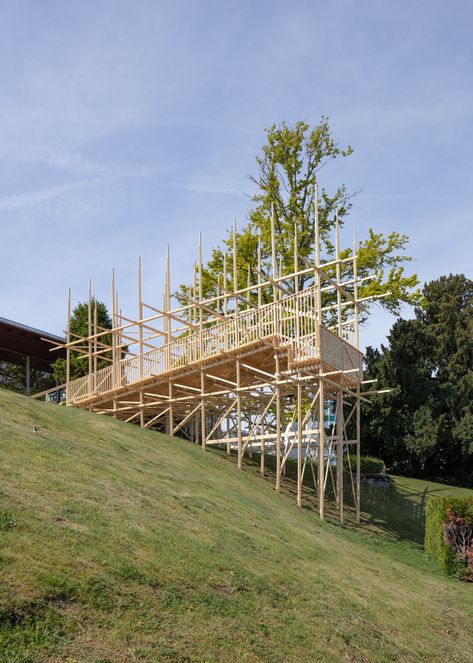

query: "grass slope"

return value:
[0, 388, 472, 663]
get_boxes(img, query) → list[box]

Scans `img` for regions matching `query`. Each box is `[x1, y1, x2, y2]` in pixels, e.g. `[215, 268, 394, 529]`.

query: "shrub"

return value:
[0, 509, 15, 531]
[425, 496, 473, 581]
[344, 455, 385, 475]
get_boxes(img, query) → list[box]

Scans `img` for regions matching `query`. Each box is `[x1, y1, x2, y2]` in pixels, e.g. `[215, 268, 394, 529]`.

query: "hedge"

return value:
[343, 454, 385, 475]
[425, 496, 473, 580]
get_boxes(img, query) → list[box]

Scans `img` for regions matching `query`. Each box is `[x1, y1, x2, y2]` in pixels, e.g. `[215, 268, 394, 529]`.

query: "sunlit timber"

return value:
[39, 197, 388, 522]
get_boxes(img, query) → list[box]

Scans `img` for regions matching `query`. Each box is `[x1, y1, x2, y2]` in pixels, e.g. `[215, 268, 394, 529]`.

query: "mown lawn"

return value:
[0, 388, 472, 662]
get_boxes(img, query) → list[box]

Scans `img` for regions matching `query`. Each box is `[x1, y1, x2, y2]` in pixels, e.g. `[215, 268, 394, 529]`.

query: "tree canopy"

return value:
[178, 118, 421, 317]
[362, 274, 473, 483]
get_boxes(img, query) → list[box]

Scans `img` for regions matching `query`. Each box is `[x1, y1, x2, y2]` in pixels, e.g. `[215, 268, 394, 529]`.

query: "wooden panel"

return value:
[320, 326, 362, 381]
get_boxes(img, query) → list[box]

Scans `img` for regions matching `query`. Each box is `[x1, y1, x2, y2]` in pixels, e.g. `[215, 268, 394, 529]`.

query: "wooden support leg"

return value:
[336, 388, 344, 523]
[226, 408, 231, 455]
[318, 378, 325, 520]
[260, 434, 265, 477]
[275, 384, 281, 491]
[297, 378, 302, 508]
[139, 390, 144, 428]
[168, 382, 174, 436]
[236, 359, 242, 469]
[274, 355, 281, 491]
[356, 385, 361, 523]
[201, 371, 206, 450]
[194, 412, 199, 444]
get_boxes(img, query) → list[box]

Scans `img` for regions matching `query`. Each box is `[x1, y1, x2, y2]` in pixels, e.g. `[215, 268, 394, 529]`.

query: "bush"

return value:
[344, 455, 385, 475]
[425, 496, 473, 581]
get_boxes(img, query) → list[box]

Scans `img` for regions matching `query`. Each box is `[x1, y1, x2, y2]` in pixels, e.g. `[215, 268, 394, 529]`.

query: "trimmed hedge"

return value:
[344, 454, 385, 475]
[425, 496, 473, 580]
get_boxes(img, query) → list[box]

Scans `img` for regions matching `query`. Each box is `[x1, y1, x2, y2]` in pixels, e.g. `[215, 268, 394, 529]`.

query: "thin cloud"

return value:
[0, 168, 155, 212]
[0, 182, 81, 211]
[181, 182, 241, 195]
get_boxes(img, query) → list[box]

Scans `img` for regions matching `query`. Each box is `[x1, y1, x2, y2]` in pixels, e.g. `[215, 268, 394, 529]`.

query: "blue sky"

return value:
[1, 0, 472, 350]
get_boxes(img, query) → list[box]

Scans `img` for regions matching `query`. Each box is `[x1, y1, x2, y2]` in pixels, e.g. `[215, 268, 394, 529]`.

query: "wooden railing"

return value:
[30, 383, 67, 402]
[66, 285, 361, 406]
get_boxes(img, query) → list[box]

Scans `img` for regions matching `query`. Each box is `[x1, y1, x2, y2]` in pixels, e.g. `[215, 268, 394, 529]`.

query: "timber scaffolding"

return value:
[41, 203, 386, 523]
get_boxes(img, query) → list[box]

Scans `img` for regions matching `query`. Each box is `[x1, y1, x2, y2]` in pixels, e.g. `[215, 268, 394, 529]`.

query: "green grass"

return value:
[0, 388, 472, 662]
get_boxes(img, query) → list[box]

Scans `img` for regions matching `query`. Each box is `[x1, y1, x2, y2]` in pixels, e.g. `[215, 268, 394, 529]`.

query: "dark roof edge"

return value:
[0, 316, 65, 344]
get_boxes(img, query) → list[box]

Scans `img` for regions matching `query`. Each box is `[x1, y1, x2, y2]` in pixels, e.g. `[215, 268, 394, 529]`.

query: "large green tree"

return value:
[362, 274, 473, 482]
[52, 300, 112, 383]
[178, 118, 421, 315]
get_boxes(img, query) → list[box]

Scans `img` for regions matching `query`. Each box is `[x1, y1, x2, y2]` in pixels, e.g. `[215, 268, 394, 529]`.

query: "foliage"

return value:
[343, 454, 385, 475]
[177, 118, 421, 317]
[362, 274, 473, 482]
[425, 496, 473, 580]
[52, 300, 112, 383]
[0, 360, 55, 395]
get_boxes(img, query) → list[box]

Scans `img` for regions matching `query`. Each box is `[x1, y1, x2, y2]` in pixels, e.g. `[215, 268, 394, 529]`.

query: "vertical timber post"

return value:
[200, 373, 206, 450]
[356, 384, 361, 523]
[336, 387, 344, 523]
[318, 377, 325, 519]
[275, 355, 281, 492]
[236, 358, 242, 469]
[66, 288, 71, 406]
[138, 257, 144, 427]
[297, 376, 302, 508]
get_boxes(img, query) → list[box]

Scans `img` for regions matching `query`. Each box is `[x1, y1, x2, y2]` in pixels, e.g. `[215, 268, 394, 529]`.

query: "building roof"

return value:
[0, 316, 66, 371]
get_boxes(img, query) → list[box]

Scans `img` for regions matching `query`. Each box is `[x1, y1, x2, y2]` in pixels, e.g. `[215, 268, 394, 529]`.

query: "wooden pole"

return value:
[138, 258, 144, 427]
[236, 358, 242, 468]
[271, 204, 277, 302]
[247, 265, 251, 310]
[353, 228, 359, 349]
[201, 371, 206, 450]
[116, 290, 120, 359]
[223, 252, 228, 317]
[297, 377, 302, 508]
[199, 234, 203, 332]
[275, 355, 281, 492]
[233, 220, 238, 319]
[335, 210, 342, 337]
[138, 257, 143, 362]
[318, 377, 325, 519]
[193, 261, 197, 326]
[66, 288, 71, 405]
[314, 184, 322, 349]
[111, 269, 116, 369]
[93, 300, 97, 375]
[88, 279, 92, 376]
[257, 238, 262, 308]
[356, 383, 361, 522]
[336, 387, 344, 523]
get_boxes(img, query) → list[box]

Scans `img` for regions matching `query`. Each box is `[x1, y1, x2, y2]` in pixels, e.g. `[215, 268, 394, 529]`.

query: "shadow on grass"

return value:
[209, 447, 439, 547]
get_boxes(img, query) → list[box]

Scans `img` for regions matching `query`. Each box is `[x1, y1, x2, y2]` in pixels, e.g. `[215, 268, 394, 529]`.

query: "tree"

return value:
[0, 361, 26, 392]
[362, 274, 473, 482]
[178, 118, 421, 316]
[52, 300, 112, 383]
[417, 274, 473, 416]
[362, 319, 435, 471]
[0, 360, 56, 394]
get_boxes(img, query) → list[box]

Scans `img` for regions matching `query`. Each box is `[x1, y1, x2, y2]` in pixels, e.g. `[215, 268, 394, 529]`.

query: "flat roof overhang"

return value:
[0, 316, 66, 372]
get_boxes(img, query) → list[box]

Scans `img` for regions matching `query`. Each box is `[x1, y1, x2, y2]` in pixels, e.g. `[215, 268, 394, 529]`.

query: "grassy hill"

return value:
[0, 388, 472, 663]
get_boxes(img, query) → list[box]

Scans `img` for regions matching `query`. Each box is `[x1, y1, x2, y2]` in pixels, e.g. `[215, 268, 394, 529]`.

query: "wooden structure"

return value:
[45, 202, 383, 522]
